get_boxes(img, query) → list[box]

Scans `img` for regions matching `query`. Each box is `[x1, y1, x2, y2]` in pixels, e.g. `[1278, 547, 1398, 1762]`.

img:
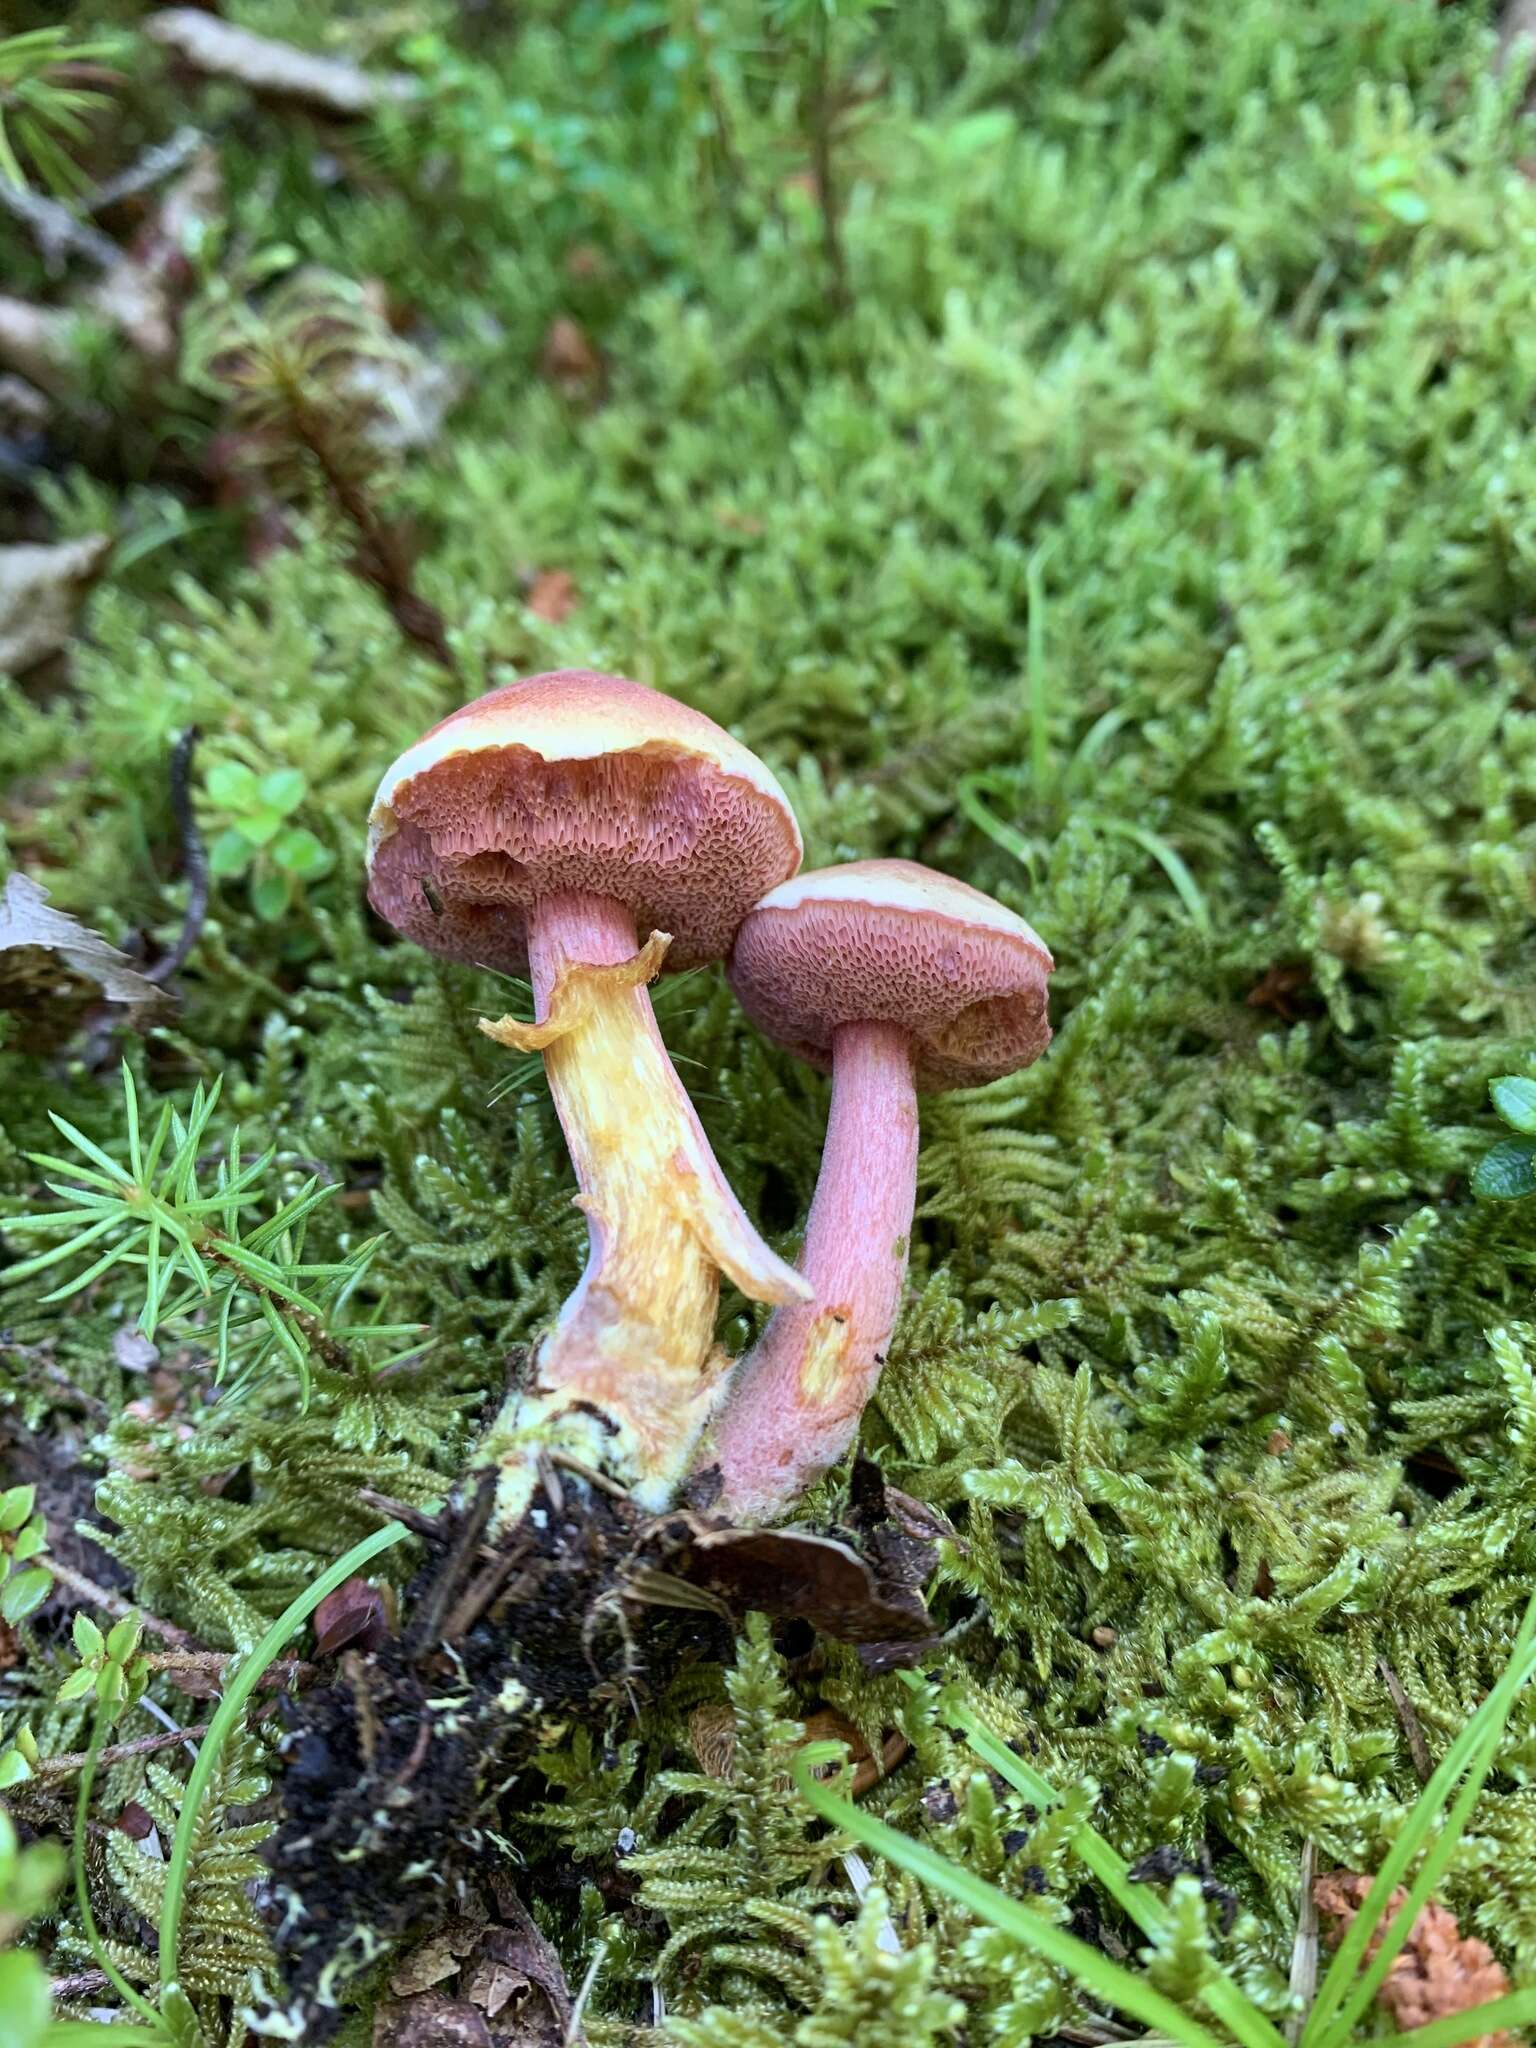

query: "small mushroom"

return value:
[701, 859, 1053, 1522]
[367, 670, 810, 1516]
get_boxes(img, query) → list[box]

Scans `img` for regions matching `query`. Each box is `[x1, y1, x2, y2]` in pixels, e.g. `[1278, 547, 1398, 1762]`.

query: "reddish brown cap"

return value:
[366, 670, 802, 973]
[727, 859, 1052, 1091]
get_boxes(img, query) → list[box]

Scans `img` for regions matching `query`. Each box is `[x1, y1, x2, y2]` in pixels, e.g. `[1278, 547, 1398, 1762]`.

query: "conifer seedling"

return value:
[367, 668, 811, 1518]
[704, 858, 1053, 1521]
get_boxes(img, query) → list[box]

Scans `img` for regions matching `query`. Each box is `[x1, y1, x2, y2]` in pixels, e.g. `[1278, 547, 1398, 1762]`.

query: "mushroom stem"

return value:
[478, 890, 810, 1519]
[704, 1019, 919, 1523]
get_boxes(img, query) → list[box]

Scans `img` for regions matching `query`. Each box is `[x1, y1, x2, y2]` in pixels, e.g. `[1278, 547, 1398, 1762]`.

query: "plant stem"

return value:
[706, 1020, 918, 1521]
[809, 8, 849, 312]
[479, 891, 809, 1518]
[289, 392, 459, 677]
[73, 1701, 164, 2025]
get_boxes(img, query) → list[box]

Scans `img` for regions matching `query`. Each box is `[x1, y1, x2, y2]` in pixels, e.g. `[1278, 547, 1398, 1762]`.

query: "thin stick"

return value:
[145, 726, 210, 985]
[142, 1649, 312, 1683]
[37, 1722, 210, 1777]
[83, 127, 202, 216]
[1286, 1840, 1318, 2045]
[49, 1967, 112, 2000]
[0, 178, 119, 271]
[46, 1556, 200, 1650]
[1379, 1657, 1433, 1784]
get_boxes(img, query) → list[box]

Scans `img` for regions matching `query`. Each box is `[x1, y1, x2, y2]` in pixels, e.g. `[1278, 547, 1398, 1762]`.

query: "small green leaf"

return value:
[0, 1482, 33, 1531]
[251, 871, 291, 922]
[1, 1568, 52, 1624]
[1492, 1077, 1536, 1136]
[12, 1518, 48, 1563]
[259, 767, 306, 813]
[208, 827, 253, 878]
[205, 760, 260, 808]
[1473, 1137, 1536, 1201]
[55, 1664, 96, 1702]
[272, 826, 331, 878]
[235, 808, 285, 847]
[0, 1746, 32, 1789]
[0, 1947, 51, 2048]
[106, 1610, 143, 1661]
[71, 1611, 104, 1659]
[96, 1660, 125, 1707]
[1380, 186, 1429, 224]
[0, 1483, 35, 1532]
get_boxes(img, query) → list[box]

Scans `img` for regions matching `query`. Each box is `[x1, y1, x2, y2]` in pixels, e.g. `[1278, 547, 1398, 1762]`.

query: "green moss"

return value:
[8, 0, 1536, 2038]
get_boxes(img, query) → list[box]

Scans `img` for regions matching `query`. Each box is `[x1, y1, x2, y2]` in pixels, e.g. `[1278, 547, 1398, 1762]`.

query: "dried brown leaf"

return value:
[525, 569, 579, 623]
[378, 1880, 573, 2048]
[313, 1577, 393, 1657]
[0, 535, 110, 676]
[538, 316, 602, 396]
[0, 872, 172, 1049]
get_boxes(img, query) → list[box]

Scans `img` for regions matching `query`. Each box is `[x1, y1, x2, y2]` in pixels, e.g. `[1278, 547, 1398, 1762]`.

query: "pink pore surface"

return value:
[728, 867, 1053, 1091]
[367, 678, 800, 975]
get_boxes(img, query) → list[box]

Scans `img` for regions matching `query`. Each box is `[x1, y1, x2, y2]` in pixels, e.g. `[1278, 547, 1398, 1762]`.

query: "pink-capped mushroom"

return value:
[367, 670, 810, 1515]
[701, 859, 1053, 1523]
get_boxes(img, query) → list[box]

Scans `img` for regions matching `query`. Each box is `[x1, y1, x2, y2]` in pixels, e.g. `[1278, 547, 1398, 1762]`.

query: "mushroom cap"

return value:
[727, 858, 1053, 1091]
[366, 670, 802, 974]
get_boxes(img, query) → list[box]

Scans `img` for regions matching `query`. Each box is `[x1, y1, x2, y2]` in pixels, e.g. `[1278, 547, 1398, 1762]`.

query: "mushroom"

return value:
[701, 858, 1053, 1522]
[367, 669, 811, 1516]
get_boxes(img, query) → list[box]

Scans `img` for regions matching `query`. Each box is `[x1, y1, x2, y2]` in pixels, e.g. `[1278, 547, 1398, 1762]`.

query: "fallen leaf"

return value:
[525, 569, 578, 623]
[0, 535, 111, 677]
[89, 145, 224, 367]
[1246, 960, 1320, 1020]
[374, 1991, 494, 2048]
[538, 316, 602, 396]
[118, 1801, 155, 1841]
[378, 1879, 574, 2048]
[112, 1328, 160, 1375]
[0, 872, 172, 1048]
[644, 1517, 934, 1649]
[314, 1577, 392, 1656]
[688, 1699, 905, 1796]
[390, 1912, 486, 1998]
[0, 297, 74, 397]
[146, 11, 418, 117]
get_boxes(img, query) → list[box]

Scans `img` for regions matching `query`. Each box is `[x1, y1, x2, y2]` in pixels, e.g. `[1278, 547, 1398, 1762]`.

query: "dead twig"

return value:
[145, 725, 209, 984]
[45, 1555, 200, 1650]
[1287, 1840, 1319, 2045]
[83, 125, 203, 217]
[49, 1968, 113, 2000]
[34, 1721, 211, 1777]
[0, 179, 119, 275]
[143, 1648, 315, 1687]
[1379, 1656, 1433, 1785]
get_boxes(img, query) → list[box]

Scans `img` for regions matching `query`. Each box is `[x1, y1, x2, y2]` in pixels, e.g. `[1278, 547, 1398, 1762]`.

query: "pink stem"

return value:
[705, 1019, 919, 1522]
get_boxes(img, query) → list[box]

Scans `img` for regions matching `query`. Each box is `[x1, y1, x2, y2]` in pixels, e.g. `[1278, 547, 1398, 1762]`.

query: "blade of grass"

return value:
[1306, 1592, 1536, 2047]
[158, 1518, 412, 1999]
[1364, 1988, 1536, 2048]
[792, 1743, 1229, 2048]
[924, 1681, 1284, 2048]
